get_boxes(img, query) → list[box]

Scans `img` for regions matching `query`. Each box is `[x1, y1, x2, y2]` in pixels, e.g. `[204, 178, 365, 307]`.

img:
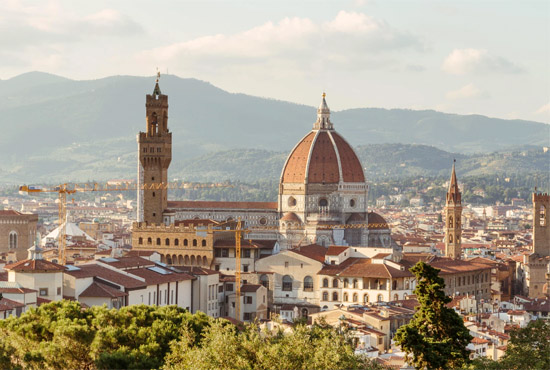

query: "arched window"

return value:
[138, 237, 143, 245]
[301, 308, 309, 317]
[353, 293, 358, 302]
[449, 234, 453, 243]
[323, 278, 329, 288]
[184, 239, 188, 246]
[343, 279, 349, 288]
[166, 255, 172, 264]
[332, 292, 339, 301]
[174, 239, 179, 246]
[449, 215, 453, 228]
[147, 237, 152, 245]
[394, 294, 399, 301]
[541, 205, 547, 226]
[405, 280, 410, 290]
[260, 274, 269, 289]
[343, 293, 349, 302]
[377, 294, 383, 302]
[304, 276, 313, 292]
[319, 198, 328, 207]
[156, 238, 161, 246]
[193, 239, 197, 247]
[202, 239, 207, 247]
[332, 279, 339, 288]
[363, 294, 369, 303]
[165, 238, 170, 246]
[353, 279, 358, 289]
[322, 291, 329, 301]
[9, 232, 17, 249]
[282, 275, 293, 291]
[404, 293, 408, 299]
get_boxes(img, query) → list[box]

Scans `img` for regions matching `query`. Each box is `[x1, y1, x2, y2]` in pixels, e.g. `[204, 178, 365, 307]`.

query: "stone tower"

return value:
[137, 74, 172, 224]
[533, 192, 550, 257]
[445, 162, 462, 259]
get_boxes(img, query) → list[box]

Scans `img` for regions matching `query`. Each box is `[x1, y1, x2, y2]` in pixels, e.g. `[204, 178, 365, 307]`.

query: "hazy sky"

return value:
[1, 0, 549, 123]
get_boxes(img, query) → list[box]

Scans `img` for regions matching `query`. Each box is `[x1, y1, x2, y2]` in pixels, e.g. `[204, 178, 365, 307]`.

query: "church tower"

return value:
[445, 162, 462, 259]
[533, 192, 550, 257]
[137, 73, 172, 224]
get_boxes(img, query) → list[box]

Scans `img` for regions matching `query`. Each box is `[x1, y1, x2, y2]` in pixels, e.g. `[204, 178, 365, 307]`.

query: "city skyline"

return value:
[0, 0, 548, 123]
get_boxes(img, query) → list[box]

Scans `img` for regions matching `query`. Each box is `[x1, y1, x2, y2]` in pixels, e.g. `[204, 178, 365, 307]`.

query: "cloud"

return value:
[442, 48, 523, 75]
[446, 83, 489, 100]
[0, 2, 143, 49]
[140, 11, 424, 69]
[534, 102, 550, 116]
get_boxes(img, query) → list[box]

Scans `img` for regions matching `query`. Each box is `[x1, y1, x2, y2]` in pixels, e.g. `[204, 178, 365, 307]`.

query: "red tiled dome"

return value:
[368, 212, 389, 229]
[281, 130, 365, 184]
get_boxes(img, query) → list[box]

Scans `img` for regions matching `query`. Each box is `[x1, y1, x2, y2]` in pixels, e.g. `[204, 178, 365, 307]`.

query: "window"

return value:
[260, 274, 269, 289]
[287, 197, 297, 207]
[57, 287, 61, 295]
[165, 238, 170, 246]
[143, 147, 147, 153]
[343, 293, 349, 302]
[319, 198, 328, 207]
[350, 199, 356, 207]
[322, 291, 329, 301]
[332, 292, 338, 301]
[156, 238, 161, 246]
[138, 237, 143, 245]
[343, 279, 349, 288]
[221, 249, 229, 257]
[304, 276, 313, 292]
[282, 275, 293, 291]
[377, 294, 383, 302]
[285, 261, 289, 268]
[218, 285, 223, 293]
[245, 296, 252, 304]
[243, 265, 249, 273]
[193, 239, 197, 247]
[175, 239, 179, 246]
[39, 288, 48, 296]
[353, 279, 358, 289]
[202, 239, 207, 247]
[332, 279, 339, 288]
[353, 293, 358, 302]
[152, 191, 156, 198]
[9, 232, 17, 250]
[215, 265, 220, 271]
[243, 249, 251, 258]
[323, 278, 329, 288]
[259, 217, 267, 225]
[378, 337, 383, 345]
[541, 205, 547, 226]
[226, 284, 233, 292]
[243, 313, 252, 321]
[392, 280, 397, 290]
[184, 239, 188, 246]
[147, 237, 152, 245]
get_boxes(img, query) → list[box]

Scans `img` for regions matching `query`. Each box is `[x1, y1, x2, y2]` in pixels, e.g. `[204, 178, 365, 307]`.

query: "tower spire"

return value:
[445, 161, 462, 259]
[447, 159, 461, 204]
[313, 92, 333, 130]
[152, 68, 162, 96]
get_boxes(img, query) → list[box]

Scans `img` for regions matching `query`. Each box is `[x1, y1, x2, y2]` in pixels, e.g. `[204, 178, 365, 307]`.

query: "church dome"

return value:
[281, 94, 365, 184]
[367, 212, 389, 229]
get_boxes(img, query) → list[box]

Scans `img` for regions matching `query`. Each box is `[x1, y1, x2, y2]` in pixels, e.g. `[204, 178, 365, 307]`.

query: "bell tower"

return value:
[445, 161, 462, 259]
[137, 72, 172, 224]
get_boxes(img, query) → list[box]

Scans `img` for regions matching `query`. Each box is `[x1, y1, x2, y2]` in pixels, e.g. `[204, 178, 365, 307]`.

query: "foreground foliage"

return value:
[0, 300, 383, 370]
[394, 261, 472, 370]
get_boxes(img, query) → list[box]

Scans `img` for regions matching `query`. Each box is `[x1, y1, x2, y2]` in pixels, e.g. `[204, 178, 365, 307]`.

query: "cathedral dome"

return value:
[281, 94, 365, 184]
[367, 212, 389, 229]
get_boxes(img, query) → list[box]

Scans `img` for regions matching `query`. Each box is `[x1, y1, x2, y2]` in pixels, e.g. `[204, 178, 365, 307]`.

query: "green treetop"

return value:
[394, 261, 472, 370]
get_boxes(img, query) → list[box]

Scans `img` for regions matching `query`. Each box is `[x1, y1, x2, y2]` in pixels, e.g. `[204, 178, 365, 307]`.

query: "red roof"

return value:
[64, 264, 146, 289]
[326, 246, 349, 256]
[471, 337, 490, 345]
[0, 297, 25, 312]
[281, 130, 365, 184]
[167, 201, 277, 210]
[290, 244, 327, 263]
[241, 284, 262, 292]
[5, 259, 65, 272]
[79, 282, 127, 298]
[0, 210, 22, 216]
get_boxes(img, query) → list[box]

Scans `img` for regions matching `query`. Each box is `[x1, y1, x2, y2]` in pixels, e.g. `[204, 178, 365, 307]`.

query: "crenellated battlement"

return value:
[132, 221, 219, 233]
[533, 192, 550, 203]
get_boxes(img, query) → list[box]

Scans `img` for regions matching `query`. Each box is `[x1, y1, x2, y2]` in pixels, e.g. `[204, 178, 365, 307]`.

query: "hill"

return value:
[0, 72, 548, 183]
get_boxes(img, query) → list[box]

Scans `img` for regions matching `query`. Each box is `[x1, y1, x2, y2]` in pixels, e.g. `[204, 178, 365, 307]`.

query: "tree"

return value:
[499, 319, 550, 370]
[394, 261, 472, 370]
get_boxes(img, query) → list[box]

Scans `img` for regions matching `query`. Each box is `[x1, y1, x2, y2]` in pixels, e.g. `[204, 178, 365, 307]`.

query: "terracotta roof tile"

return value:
[5, 259, 65, 272]
[79, 282, 127, 298]
[326, 246, 349, 256]
[0, 297, 25, 312]
[241, 284, 262, 292]
[65, 264, 146, 289]
[290, 244, 327, 263]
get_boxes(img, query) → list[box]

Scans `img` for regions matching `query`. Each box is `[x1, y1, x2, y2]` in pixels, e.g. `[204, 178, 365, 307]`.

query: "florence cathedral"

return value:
[132, 78, 398, 268]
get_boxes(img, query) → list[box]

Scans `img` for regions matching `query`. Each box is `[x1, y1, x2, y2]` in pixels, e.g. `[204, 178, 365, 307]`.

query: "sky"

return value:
[1, 0, 549, 123]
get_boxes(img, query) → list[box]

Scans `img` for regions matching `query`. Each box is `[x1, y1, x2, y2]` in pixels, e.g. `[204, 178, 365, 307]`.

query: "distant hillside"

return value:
[0, 72, 548, 183]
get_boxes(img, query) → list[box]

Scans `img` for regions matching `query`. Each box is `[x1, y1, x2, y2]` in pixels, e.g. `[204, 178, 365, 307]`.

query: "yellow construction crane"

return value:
[19, 181, 232, 265]
[197, 219, 278, 321]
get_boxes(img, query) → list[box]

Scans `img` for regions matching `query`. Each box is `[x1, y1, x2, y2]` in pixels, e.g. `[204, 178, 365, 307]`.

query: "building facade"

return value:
[0, 210, 38, 262]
